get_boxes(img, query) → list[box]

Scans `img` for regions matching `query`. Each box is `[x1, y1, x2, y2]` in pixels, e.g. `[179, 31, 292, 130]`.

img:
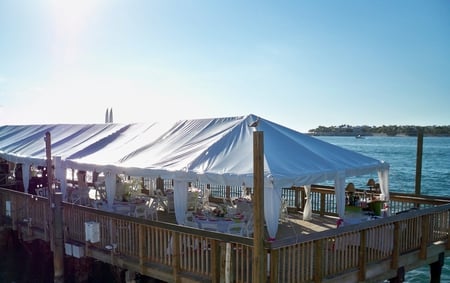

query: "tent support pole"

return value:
[252, 131, 266, 282]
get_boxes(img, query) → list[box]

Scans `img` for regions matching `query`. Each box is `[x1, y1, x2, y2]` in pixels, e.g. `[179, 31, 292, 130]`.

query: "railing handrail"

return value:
[270, 202, 450, 249]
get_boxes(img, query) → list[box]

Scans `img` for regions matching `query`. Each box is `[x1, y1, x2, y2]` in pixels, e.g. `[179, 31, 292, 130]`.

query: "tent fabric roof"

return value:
[0, 114, 389, 187]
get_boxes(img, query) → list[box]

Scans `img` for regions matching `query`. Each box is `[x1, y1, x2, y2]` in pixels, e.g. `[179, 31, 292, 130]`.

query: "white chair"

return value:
[70, 187, 90, 205]
[166, 192, 175, 214]
[199, 188, 210, 209]
[93, 200, 106, 209]
[145, 198, 159, 221]
[187, 192, 198, 211]
[114, 205, 132, 215]
[155, 189, 168, 211]
[200, 221, 218, 232]
[242, 214, 254, 237]
[227, 221, 244, 236]
[133, 204, 147, 218]
[35, 188, 48, 197]
[279, 198, 288, 223]
[184, 211, 198, 228]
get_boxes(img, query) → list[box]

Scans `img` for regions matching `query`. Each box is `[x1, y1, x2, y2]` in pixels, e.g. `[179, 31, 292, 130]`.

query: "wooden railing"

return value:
[1, 187, 449, 282]
[268, 204, 450, 282]
[61, 204, 254, 282]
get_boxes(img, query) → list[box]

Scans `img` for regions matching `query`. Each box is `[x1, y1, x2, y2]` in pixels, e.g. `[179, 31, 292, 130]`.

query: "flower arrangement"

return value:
[213, 205, 227, 217]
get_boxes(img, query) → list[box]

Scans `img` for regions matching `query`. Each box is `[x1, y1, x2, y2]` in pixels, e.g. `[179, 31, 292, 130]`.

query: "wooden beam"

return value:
[358, 230, 367, 281]
[252, 131, 266, 283]
[313, 239, 323, 283]
[391, 222, 400, 269]
[172, 232, 181, 283]
[269, 249, 279, 283]
[419, 215, 430, 259]
[415, 128, 423, 196]
[211, 240, 221, 283]
[46, 131, 65, 283]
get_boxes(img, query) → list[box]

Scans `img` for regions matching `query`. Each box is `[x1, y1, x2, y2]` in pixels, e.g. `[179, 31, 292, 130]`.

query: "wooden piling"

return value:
[53, 192, 64, 283]
[252, 131, 266, 283]
[45, 132, 64, 282]
[415, 128, 423, 196]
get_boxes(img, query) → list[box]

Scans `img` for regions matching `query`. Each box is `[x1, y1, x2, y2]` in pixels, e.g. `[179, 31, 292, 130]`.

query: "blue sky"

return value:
[0, 0, 449, 133]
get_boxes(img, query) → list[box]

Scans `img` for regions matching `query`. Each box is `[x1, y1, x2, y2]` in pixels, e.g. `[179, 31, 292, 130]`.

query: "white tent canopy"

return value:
[0, 114, 390, 239]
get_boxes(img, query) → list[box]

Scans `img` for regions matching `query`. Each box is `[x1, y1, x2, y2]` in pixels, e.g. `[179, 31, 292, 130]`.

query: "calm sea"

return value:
[319, 136, 450, 282]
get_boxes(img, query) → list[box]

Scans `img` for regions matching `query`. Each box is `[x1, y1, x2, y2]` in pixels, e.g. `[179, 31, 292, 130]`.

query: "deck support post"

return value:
[429, 252, 445, 283]
[389, 266, 405, 283]
[46, 131, 65, 283]
[53, 192, 65, 283]
[415, 128, 423, 198]
[253, 131, 266, 283]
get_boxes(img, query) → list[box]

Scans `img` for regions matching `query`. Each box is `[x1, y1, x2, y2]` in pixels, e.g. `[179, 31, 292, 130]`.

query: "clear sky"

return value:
[0, 0, 449, 133]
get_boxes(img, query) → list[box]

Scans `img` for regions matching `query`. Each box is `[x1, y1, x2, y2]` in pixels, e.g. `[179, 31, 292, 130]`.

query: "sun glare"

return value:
[47, 0, 101, 64]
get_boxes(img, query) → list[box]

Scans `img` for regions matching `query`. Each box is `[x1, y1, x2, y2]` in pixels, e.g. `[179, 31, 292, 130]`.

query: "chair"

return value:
[133, 204, 147, 218]
[279, 198, 288, 223]
[155, 189, 168, 211]
[227, 221, 244, 235]
[93, 200, 106, 209]
[156, 189, 174, 213]
[166, 192, 175, 214]
[242, 214, 254, 237]
[184, 211, 198, 228]
[35, 188, 48, 197]
[187, 192, 198, 211]
[145, 198, 159, 221]
[200, 221, 218, 232]
[70, 187, 90, 205]
[199, 188, 210, 209]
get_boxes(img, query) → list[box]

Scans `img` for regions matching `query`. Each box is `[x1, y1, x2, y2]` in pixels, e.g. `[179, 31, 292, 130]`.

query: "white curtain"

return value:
[264, 181, 281, 240]
[173, 180, 188, 224]
[378, 168, 390, 201]
[21, 163, 30, 193]
[334, 172, 346, 217]
[105, 171, 117, 209]
[53, 156, 67, 197]
[303, 185, 312, 221]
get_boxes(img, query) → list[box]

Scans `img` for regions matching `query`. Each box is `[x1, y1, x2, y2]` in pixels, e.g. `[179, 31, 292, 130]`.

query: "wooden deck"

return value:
[157, 208, 339, 239]
[1, 187, 449, 283]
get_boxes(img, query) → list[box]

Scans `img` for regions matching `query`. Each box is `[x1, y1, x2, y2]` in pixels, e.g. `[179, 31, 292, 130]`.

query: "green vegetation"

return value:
[308, 125, 450, 137]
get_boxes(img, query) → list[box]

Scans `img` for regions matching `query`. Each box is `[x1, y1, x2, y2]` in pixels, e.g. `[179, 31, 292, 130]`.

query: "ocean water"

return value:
[318, 136, 450, 282]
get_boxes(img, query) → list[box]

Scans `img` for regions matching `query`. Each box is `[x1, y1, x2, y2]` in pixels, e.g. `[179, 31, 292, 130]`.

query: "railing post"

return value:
[358, 229, 367, 281]
[138, 225, 145, 271]
[313, 239, 323, 283]
[391, 222, 400, 269]
[419, 215, 430, 259]
[447, 211, 450, 250]
[210, 239, 220, 283]
[269, 249, 279, 283]
[172, 232, 181, 283]
[294, 187, 300, 210]
[53, 192, 64, 283]
[320, 193, 326, 217]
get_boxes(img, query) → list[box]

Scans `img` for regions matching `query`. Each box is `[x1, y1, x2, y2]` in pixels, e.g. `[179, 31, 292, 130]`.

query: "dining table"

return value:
[194, 213, 245, 233]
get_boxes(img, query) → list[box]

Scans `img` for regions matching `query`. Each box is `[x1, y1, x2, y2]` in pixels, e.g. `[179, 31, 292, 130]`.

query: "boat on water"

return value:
[355, 134, 365, 139]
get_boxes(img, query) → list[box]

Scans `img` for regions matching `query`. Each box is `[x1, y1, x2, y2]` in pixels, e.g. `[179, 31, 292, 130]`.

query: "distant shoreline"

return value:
[308, 133, 450, 137]
[307, 125, 450, 137]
